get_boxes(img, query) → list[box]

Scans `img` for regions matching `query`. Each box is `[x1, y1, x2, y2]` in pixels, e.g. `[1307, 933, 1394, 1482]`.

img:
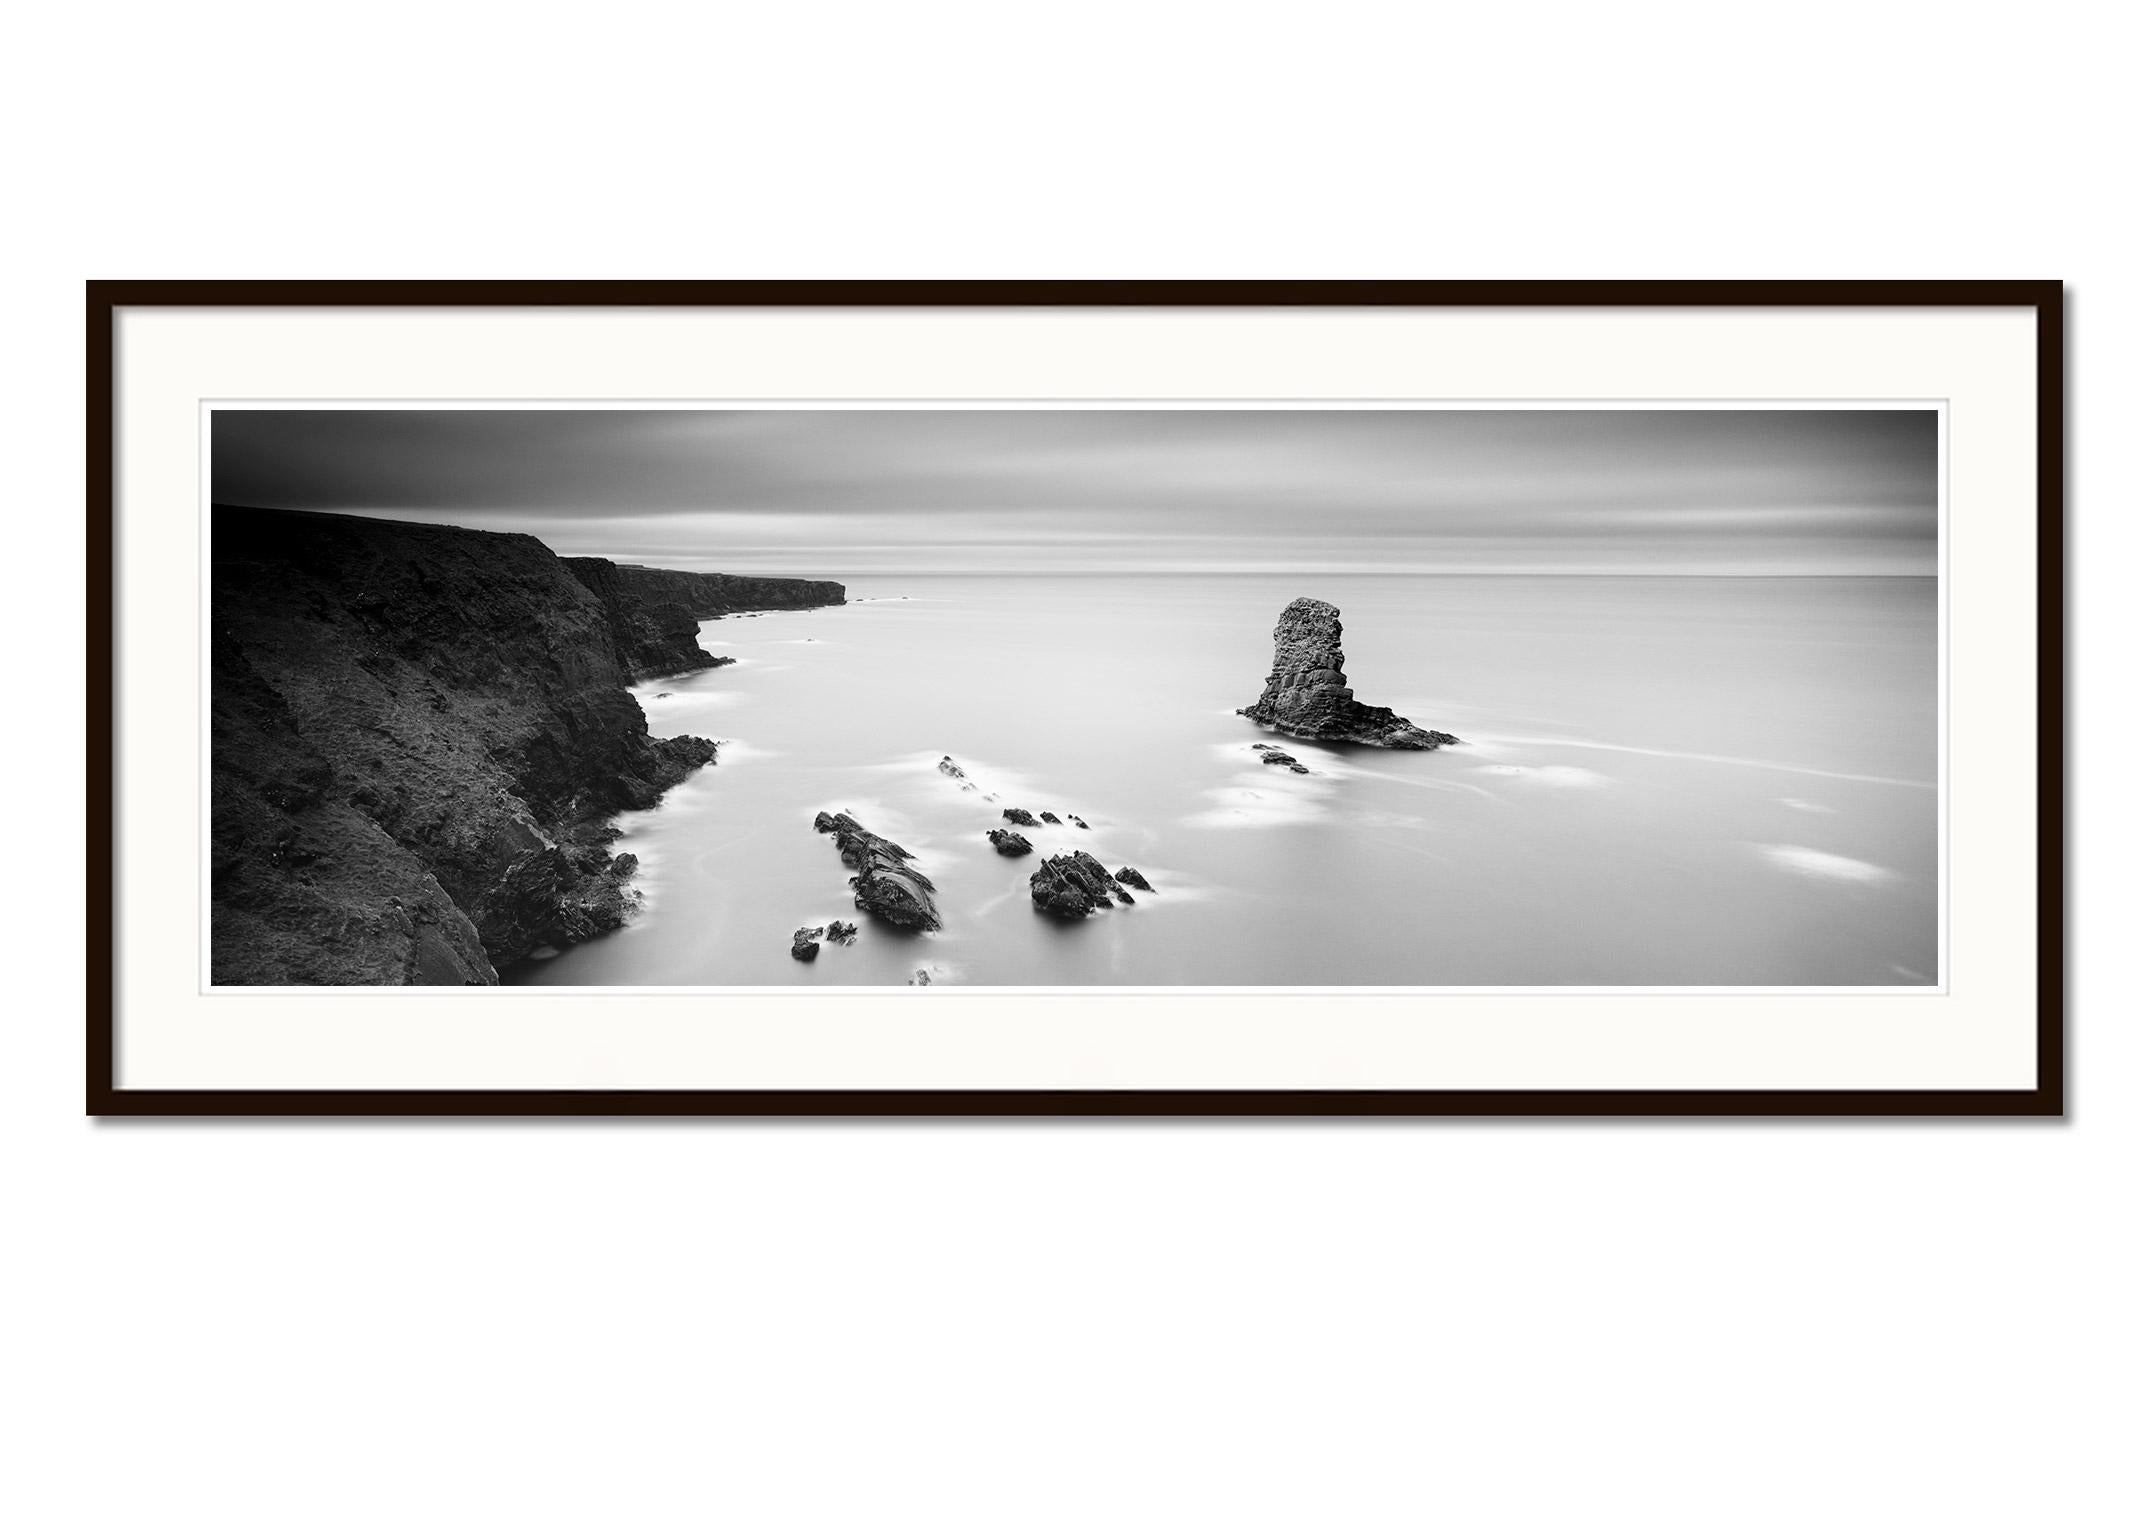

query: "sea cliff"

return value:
[607, 563, 848, 618]
[209, 505, 843, 985]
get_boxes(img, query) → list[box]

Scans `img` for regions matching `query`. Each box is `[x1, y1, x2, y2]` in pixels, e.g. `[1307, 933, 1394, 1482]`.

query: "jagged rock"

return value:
[908, 968, 931, 986]
[937, 755, 966, 778]
[987, 828, 1034, 856]
[1069, 816, 1089, 829]
[1039, 811, 1061, 824]
[791, 925, 825, 961]
[825, 920, 858, 944]
[813, 811, 941, 930]
[1002, 808, 1040, 826]
[1030, 851, 1124, 918]
[1239, 598, 1459, 749]
[1115, 866, 1153, 892]
[1254, 746, 1315, 775]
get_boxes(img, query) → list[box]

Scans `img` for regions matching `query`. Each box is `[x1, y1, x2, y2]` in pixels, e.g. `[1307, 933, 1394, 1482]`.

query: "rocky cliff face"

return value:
[210, 506, 838, 985]
[561, 558, 847, 675]
[610, 564, 847, 617]
[1238, 597, 1459, 750]
[560, 556, 725, 678]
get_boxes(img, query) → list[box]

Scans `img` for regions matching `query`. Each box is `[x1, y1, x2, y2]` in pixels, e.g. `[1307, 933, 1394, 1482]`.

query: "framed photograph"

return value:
[90, 281, 2063, 1115]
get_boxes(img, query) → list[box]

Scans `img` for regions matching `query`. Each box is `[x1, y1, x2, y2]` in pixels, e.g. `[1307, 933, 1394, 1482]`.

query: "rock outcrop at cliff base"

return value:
[1238, 597, 1458, 750]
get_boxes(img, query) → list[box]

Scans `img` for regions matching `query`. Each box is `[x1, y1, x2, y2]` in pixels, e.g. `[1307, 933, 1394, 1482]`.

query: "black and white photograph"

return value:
[20, 1, 2126, 1529]
[209, 405, 1941, 990]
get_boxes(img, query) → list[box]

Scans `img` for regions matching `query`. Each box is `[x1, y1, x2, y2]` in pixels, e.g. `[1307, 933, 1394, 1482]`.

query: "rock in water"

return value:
[791, 925, 825, 961]
[1002, 808, 1040, 827]
[824, 919, 858, 944]
[937, 755, 966, 779]
[1038, 811, 1061, 824]
[987, 828, 1034, 856]
[1238, 597, 1459, 750]
[1114, 866, 1153, 892]
[812, 811, 942, 930]
[1030, 851, 1132, 917]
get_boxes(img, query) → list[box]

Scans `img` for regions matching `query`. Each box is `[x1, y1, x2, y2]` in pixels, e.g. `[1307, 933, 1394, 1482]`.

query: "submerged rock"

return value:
[1239, 598, 1459, 749]
[791, 925, 824, 961]
[1259, 748, 1299, 765]
[1069, 816, 1089, 829]
[1030, 851, 1132, 918]
[825, 919, 858, 944]
[1114, 866, 1153, 892]
[908, 968, 931, 986]
[812, 811, 942, 930]
[987, 828, 1034, 856]
[937, 755, 966, 779]
[1002, 808, 1040, 827]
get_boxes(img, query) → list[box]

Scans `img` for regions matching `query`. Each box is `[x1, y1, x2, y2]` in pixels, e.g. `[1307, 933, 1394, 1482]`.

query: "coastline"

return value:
[208, 504, 844, 984]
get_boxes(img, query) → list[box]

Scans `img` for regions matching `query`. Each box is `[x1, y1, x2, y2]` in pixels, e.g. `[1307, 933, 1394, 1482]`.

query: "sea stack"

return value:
[1238, 598, 1458, 750]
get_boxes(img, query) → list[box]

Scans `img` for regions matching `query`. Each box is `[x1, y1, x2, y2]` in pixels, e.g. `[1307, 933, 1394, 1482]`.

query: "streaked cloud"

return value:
[212, 408, 1938, 576]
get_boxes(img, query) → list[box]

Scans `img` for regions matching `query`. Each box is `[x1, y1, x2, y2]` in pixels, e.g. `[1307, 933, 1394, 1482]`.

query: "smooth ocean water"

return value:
[509, 574, 1939, 987]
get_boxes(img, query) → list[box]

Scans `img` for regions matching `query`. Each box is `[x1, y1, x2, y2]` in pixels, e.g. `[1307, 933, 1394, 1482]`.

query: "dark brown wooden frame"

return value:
[87, 281, 2065, 1117]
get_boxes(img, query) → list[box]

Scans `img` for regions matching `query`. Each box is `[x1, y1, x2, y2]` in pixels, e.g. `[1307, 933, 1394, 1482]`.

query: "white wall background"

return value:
[4, 4, 2137, 1533]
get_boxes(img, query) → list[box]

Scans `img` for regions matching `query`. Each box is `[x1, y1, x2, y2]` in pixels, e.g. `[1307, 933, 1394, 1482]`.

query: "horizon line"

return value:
[587, 566, 1939, 580]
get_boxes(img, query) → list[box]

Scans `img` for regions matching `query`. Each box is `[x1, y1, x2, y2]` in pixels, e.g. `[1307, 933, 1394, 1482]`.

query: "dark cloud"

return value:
[211, 408, 1938, 575]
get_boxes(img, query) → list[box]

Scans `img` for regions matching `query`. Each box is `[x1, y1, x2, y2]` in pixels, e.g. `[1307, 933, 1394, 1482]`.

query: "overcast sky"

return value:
[211, 408, 1939, 576]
